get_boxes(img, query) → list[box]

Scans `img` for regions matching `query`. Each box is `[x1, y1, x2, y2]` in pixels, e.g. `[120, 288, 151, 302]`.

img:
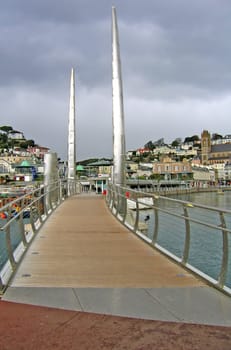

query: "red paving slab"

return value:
[0, 300, 230, 350]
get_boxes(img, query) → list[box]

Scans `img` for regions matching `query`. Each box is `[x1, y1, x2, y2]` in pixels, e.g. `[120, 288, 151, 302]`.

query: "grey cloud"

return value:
[0, 0, 231, 160]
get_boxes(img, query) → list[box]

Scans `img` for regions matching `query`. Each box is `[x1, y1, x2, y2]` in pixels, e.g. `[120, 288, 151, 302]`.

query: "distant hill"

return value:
[0, 125, 35, 150]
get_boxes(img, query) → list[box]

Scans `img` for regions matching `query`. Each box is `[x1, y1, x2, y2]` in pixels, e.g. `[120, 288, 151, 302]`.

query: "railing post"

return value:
[134, 198, 140, 233]
[18, 198, 27, 247]
[217, 212, 229, 288]
[43, 188, 49, 217]
[36, 187, 43, 224]
[0, 276, 4, 292]
[115, 186, 120, 217]
[5, 210, 16, 270]
[122, 189, 127, 224]
[29, 209, 36, 233]
[152, 196, 159, 244]
[59, 180, 63, 202]
[182, 205, 191, 265]
[111, 186, 116, 210]
[107, 184, 112, 208]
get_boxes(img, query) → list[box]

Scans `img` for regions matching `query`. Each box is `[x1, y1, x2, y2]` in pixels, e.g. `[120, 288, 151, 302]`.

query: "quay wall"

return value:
[132, 186, 231, 197]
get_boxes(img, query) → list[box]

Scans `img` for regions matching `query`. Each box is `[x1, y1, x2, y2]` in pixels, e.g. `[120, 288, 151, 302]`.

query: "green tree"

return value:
[171, 139, 180, 147]
[26, 139, 35, 147]
[184, 135, 200, 143]
[0, 126, 13, 134]
[144, 141, 155, 150]
[0, 133, 8, 144]
[212, 133, 223, 140]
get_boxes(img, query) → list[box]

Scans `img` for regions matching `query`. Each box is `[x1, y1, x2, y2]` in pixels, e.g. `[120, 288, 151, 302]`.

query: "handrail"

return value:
[106, 183, 231, 296]
[0, 179, 78, 293]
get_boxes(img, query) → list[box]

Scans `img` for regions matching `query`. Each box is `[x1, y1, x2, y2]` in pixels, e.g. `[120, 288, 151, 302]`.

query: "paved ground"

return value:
[0, 300, 231, 350]
[1, 194, 231, 348]
[3, 286, 231, 326]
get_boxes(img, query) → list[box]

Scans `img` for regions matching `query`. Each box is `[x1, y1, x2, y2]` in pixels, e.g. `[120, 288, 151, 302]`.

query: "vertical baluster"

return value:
[122, 189, 127, 224]
[152, 196, 159, 244]
[0, 275, 4, 292]
[134, 198, 140, 233]
[115, 186, 120, 217]
[182, 205, 191, 265]
[5, 209, 16, 270]
[29, 191, 36, 234]
[18, 198, 27, 247]
[217, 211, 229, 288]
[37, 187, 42, 224]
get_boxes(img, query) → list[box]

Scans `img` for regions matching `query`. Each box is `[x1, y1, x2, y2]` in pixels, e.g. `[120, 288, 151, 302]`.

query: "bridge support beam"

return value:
[112, 7, 126, 188]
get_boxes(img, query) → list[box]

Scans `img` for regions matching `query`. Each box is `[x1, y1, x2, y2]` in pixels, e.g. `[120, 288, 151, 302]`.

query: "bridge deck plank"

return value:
[11, 195, 204, 288]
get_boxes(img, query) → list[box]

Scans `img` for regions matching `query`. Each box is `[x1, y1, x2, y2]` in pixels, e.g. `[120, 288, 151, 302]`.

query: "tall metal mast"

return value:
[67, 67, 76, 182]
[112, 6, 126, 186]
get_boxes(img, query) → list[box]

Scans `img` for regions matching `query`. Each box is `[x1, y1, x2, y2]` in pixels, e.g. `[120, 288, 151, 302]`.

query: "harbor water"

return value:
[139, 190, 231, 288]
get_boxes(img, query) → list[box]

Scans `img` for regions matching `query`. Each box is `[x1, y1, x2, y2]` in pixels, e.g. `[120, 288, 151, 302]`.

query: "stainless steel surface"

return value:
[112, 7, 126, 186]
[67, 68, 76, 182]
[44, 152, 58, 210]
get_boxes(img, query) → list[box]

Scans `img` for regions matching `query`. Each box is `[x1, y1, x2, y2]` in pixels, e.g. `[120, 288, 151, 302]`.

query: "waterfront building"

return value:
[0, 155, 34, 180]
[152, 156, 192, 181]
[87, 159, 112, 178]
[191, 165, 216, 186]
[13, 160, 38, 182]
[224, 162, 231, 184]
[0, 155, 44, 182]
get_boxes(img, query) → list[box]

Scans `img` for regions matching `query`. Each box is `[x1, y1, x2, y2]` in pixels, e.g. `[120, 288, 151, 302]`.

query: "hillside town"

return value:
[0, 125, 231, 187]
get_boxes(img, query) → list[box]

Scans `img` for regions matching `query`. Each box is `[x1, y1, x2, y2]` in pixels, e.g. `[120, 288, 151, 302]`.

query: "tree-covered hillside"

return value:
[0, 125, 35, 151]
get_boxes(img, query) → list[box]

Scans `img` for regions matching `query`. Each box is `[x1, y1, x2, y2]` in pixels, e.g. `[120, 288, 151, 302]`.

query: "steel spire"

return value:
[67, 67, 76, 181]
[112, 6, 126, 186]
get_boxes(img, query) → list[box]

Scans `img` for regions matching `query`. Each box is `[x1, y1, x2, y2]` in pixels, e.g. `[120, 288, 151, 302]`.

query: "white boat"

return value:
[217, 190, 224, 195]
[127, 197, 153, 210]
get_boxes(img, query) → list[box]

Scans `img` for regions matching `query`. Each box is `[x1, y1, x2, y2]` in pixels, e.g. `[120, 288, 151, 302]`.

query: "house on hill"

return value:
[27, 146, 50, 159]
[8, 130, 25, 140]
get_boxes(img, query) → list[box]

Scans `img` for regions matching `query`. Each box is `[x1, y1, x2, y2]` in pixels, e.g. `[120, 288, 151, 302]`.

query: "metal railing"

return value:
[106, 183, 231, 296]
[0, 179, 78, 292]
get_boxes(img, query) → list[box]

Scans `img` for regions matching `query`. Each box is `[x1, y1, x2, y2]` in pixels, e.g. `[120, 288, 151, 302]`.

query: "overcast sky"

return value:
[1, 0, 231, 160]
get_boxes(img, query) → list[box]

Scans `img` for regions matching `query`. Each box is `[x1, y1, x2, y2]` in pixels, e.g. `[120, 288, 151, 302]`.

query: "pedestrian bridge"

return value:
[0, 182, 231, 348]
[0, 182, 230, 320]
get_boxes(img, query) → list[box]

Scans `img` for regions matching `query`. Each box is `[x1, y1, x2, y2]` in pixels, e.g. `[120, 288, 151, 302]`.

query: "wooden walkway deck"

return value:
[11, 194, 204, 288]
